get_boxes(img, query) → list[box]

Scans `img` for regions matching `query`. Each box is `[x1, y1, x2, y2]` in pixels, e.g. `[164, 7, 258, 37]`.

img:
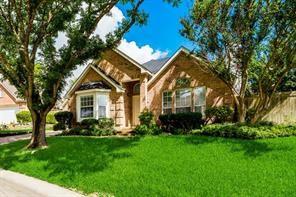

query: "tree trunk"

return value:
[27, 112, 48, 149]
[237, 101, 247, 123]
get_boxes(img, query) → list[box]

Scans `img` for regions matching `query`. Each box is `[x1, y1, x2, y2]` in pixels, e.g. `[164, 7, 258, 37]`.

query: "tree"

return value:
[181, 0, 296, 122]
[0, 0, 180, 148]
[277, 69, 296, 92]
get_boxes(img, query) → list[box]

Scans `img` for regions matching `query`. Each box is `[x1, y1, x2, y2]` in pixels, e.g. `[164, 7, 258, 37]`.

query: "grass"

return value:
[0, 136, 296, 196]
[0, 124, 53, 136]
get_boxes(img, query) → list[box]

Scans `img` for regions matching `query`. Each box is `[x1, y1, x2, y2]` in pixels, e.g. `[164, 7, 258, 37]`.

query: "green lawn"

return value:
[0, 136, 296, 196]
[0, 124, 53, 136]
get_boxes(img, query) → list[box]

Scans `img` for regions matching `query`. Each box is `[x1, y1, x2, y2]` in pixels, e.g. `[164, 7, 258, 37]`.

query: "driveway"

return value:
[0, 169, 84, 197]
[0, 131, 62, 145]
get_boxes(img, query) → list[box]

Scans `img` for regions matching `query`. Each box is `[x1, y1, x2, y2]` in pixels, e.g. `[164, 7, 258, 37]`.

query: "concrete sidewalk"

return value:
[0, 169, 84, 197]
[0, 131, 62, 145]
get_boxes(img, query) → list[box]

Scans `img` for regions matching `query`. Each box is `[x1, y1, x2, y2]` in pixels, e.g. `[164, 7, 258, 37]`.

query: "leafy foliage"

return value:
[205, 106, 233, 123]
[181, 0, 296, 122]
[159, 112, 203, 134]
[16, 111, 32, 124]
[138, 109, 154, 126]
[196, 123, 296, 139]
[46, 111, 57, 124]
[54, 111, 73, 129]
[134, 124, 162, 135]
[64, 118, 115, 136]
[135, 109, 162, 135]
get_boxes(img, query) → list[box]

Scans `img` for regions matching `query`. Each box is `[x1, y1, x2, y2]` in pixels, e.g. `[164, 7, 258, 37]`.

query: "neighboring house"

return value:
[0, 80, 27, 124]
[65, 47, 234, 129]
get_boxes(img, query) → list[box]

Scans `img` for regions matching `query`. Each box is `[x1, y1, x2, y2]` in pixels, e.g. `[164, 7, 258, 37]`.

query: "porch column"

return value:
[140, 72, 149, 112]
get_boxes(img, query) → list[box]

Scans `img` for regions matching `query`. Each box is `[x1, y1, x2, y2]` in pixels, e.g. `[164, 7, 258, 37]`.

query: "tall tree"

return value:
[181, 0, 296, 122]
[0, 0, 179, 148]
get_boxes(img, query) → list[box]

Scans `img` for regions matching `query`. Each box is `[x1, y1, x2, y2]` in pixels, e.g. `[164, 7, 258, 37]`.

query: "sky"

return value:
[63, 0, 194, 88]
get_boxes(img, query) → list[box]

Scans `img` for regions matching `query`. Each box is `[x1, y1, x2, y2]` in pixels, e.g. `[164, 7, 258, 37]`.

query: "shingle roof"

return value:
[142, 57, 170, 74]
[0, 80, 24, 102]
[77, 81, 111, 91]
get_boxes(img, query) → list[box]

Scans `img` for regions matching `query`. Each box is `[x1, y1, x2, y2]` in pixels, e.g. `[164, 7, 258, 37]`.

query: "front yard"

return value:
[0, 136, 295, 196]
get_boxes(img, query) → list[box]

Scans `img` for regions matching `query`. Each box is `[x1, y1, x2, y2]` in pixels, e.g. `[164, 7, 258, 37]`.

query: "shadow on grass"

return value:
[184, 135, 293, 157]
[0, 136, 141, 181]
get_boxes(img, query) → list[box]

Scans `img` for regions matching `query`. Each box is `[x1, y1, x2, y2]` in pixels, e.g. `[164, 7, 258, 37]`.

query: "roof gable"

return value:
[65, 65, 124, 98]
[0, 80, 25, 103]
[147, 47, 207, 87]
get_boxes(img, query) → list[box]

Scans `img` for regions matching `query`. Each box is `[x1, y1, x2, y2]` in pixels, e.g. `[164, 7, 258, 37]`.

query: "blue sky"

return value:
[118, 0, 194, 57]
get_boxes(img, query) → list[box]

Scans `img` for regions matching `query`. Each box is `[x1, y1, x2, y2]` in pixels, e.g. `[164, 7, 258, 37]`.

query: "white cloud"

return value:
[118, 39, 168, 63]
[94, 6, 125, 40]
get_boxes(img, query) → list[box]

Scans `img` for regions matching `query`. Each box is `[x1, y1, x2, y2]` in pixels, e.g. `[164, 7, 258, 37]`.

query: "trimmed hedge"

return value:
[16, 111, 31, 123]
[46, 111, 57, 124]
[53, 111, 73, 130]
[134, 124, 162, 135]
[159, 112, 203, 134]
[63, 118, 115, 136]
[195, 123, 296, 139]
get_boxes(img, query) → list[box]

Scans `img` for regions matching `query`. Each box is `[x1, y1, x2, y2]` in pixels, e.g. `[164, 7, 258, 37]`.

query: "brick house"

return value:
[65, 47, 234, 129]
[0, 80, 27, 124]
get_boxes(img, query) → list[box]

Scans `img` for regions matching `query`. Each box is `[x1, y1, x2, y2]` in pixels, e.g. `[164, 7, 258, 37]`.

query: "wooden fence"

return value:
[247, 91, 296, 124]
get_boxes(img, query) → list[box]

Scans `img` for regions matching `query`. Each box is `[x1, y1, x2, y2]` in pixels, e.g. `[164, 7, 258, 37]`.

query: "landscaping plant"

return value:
[134, 110, 162, 135]
[205, 106, 234, 123]
[159, 112, 203, 134]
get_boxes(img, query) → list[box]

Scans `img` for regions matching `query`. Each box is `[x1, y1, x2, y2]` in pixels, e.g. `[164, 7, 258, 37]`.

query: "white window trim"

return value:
[162, 91, 173, 114]
[76, 90, 110, 122]
[79, 94, 95, 120]
[194, 86, 207, 115]
[175, 88, 192, 112]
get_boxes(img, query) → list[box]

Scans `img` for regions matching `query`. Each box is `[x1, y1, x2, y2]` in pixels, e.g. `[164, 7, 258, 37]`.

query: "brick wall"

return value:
[148, 51, 234, 118]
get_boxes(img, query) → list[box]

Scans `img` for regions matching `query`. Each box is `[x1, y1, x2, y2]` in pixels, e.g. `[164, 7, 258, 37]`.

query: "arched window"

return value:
[133, 83, 140, 95]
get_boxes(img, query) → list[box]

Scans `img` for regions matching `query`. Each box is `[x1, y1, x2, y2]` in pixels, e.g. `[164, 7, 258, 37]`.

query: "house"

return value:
[65, 47, 234, 129]
[0, 80, 27, 124]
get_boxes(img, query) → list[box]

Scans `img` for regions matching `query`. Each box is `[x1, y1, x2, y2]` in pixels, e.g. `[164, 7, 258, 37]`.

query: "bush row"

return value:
[62, 118, 115, 136]
[159, 112, 203, 134]
[196, 123, 296, 139]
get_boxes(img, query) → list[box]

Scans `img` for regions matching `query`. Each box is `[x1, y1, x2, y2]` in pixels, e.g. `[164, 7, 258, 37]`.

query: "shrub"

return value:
[16, 111, 32, 124]
[197, 123, 296, 139]
[134, 124, 162, 135]
[54, 111, 73, 129]
[63, 118, 115, 136]
[81, 118, 99, 129]
[53, 123, 66, 131]
[46, 111, 57, 124]
[205, 106, 233, 123]
[138, 109, 154, 126]
[159, 112, 203, 134]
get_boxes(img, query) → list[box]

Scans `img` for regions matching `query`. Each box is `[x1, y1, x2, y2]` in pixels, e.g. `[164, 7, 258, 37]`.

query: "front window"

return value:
[98, 95, 108, 118]
[133, 83, 140, 95]
[162, 91, 172, 114]
[80, 95, 94, 119]
[176, 89, 191, 113]
[194, 87, 206, 115]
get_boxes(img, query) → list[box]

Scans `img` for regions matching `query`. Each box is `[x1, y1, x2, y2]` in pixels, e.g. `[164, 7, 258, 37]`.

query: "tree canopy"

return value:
[181, 0, 296, 122]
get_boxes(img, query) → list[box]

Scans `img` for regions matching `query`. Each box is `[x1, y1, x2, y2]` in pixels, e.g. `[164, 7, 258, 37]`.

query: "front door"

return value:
[132, 95, 140, 126]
